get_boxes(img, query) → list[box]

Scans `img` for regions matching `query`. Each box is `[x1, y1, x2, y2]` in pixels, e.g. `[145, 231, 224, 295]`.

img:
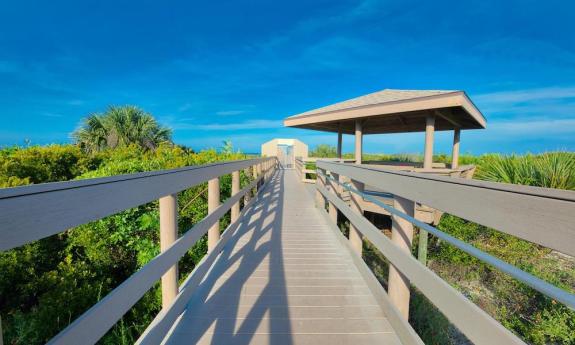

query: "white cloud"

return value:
[475, 86, 575, 104]
[177, 119, 281, 131]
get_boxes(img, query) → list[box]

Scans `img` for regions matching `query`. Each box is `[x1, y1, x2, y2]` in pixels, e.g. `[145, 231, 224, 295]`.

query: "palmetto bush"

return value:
[476, 152, 575, 190]
[72, 106, 172, 153]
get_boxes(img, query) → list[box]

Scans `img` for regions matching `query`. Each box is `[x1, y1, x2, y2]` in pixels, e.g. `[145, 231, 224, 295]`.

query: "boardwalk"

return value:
[164, 169, 401, 344]
[3, 158, 571, 345]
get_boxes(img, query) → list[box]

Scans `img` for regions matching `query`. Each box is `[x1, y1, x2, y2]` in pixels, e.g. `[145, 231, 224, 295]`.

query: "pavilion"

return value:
[284, 89, 486, 169]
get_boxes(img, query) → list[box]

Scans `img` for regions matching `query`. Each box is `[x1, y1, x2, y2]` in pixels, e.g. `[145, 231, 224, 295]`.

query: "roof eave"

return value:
[284, 91, 486, 130]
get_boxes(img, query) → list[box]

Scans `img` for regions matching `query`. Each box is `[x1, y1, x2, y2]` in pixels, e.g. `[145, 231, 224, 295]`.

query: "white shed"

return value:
[261, 138, 308, 169]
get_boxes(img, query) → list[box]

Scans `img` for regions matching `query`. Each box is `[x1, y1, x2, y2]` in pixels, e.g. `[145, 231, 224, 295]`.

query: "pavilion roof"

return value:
[284, 89, 486, 134]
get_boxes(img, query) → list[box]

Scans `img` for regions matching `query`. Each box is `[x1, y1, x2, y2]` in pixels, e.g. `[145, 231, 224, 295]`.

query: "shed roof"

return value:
[284, 89, 486, 134]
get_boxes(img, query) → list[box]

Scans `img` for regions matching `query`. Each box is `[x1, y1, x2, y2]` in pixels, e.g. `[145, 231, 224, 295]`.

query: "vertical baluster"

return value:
[315, 168, 325, 208]
[252, 163, 258, 195]
[328, 172, 339, 224]
[244, 167, 251, 206]
[349, 179, 364, 255]
[208, 178, 220, 252]
[159, 194, 178, 309]
[231, 171, 240, 223]
[387, 195, 415, 319]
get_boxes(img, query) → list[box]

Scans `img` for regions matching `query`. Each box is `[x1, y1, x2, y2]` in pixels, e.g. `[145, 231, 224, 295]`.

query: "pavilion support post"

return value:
[388, 195, 415, 320]
[207, 178, 220, 252]
[423, 114, 435, 170]
[159, 194, 178, 309]
[355, 120, 363, 164]
[419, 114, 435, 265]
[349, 179, 364, 256]
[328, 172, 339, 224]
[337, 125, 343, 160]
[231, 170, 240, 223]
[452, 128, 460, 169]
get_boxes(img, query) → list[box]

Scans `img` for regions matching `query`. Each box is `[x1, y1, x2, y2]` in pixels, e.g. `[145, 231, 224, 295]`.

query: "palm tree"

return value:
[72, 106, 172, 152]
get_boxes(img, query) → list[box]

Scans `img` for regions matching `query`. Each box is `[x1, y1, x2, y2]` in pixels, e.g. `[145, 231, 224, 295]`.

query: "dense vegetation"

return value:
[1, 132, 574, 345]
[311, 146, 575, 345]
[0, 143, 252, 344]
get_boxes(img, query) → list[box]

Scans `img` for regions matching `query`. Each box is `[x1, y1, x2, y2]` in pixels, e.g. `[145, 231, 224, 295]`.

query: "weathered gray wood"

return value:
[0, 158, 273, 251]
[159, 194, 179, 309]
[136, 172, 273, 345]
[318, 183, 526, 345]
[317, 196, 424, 345]
[318, 160, 575, 256]
[207, 177, 221, 251]
[46, 176, 263, 345]
[163, 171, 402, 345]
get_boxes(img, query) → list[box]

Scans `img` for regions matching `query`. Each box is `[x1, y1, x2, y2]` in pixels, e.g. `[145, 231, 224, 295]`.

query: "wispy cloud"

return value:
[474, 86, 575, 120]
[216, 110, 246, 116]
[176, 119, 281, 131]
[475, 86, 575, 104]
[178, 103, 193, 112]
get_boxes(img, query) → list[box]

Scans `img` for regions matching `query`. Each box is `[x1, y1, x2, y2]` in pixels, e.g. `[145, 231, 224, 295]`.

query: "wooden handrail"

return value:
[0, 159, 270, 251]
[0, 157, 277, 345]
[315, 161, 575, 345]
[317, 160, 575, 256]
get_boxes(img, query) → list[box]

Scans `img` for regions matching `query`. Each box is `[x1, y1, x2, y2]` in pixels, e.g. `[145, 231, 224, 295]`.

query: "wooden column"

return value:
[244, 168, 251, 206]
[328, 172, 339, 224]
[349, 179, 364, 255]
[337, 125, 343, 159]
[231, 170, 240, 223]
[253, 164, 259, 189]
[452, 128, 460, 169]
[315, 168, 325, 208]
[423, 114, 435, 170]
[355, 120, 363, 164]
[207, 178, 220, 252]
[159, 194, 178, 309]
[388, 195, 415, 319]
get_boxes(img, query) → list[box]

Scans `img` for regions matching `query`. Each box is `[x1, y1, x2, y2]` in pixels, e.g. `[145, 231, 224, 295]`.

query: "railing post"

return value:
[252, 164, 258, 194]
[349, 179, 364, 255]
[244, 167, 251, 206]
[208, 177, 220, 252]
[387, 195, 415, 320]
[315, 167, 325, 208]
[0, 315, 3, 345]
[231, 170, 240, 223]
[159, 194, 178, 309]
[328, 172, 339, 224]
[257, 162, 263, 185]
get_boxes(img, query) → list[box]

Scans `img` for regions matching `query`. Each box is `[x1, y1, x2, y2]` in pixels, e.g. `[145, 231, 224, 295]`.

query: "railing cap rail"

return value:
[316, 160, 575, 202]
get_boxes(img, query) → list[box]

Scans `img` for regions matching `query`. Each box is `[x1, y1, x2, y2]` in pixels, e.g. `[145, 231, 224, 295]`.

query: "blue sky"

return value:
[1, 0, 574, 154]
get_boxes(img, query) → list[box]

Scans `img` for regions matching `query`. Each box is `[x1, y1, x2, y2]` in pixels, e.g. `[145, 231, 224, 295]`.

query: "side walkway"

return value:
[164, 169, 401, 345]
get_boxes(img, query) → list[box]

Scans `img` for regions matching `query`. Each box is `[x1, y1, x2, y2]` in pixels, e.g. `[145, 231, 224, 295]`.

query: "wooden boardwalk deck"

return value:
[164, 169, 401, 345]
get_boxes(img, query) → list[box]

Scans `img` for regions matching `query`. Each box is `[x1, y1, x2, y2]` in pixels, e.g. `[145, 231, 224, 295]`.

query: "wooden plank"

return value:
[136, 174, 273, 345]
[47, 177, 263, 345]
[318, 161, 575, 256]
[0, 158, 272, 251]
[163, 170, 402, 345]
[317, 198, 423, 345]
[318, 184, 525, 345]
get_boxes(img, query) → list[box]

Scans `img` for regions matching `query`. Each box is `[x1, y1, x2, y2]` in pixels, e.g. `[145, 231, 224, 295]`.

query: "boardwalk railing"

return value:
[295, 157, 354, 183]
[315, 160, 575, 345]
[0, 157, 277, 345]
[294, 157, 316, 183]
